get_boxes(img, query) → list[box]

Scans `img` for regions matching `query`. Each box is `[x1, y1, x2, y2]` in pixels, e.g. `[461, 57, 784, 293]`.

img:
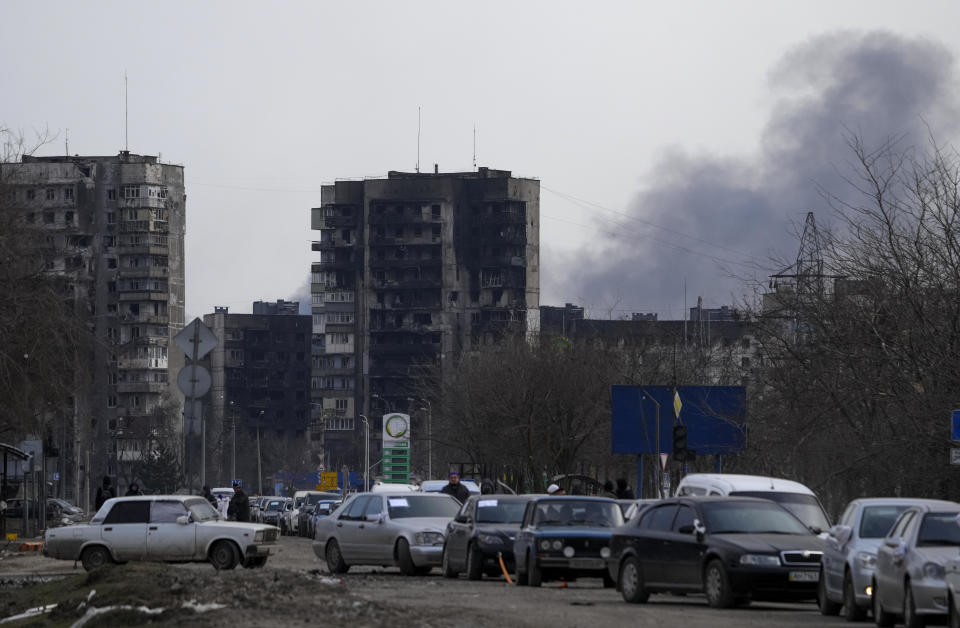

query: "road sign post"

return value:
[174, 318, 218, 490]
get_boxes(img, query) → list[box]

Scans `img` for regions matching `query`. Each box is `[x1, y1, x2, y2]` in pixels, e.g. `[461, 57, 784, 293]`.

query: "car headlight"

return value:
[551, 540, 563, 551]
[739, 554, 781, 567]
[856, 551, 877, 569]
[923, 562, 945, 580]
[600, 547, 611, 559]
[539, 540, 551, 551]
[478, 534, 504, 546]
[413, 532, 444, 545]
[254, 530, 264, 543]
[563, 546, 575, 558]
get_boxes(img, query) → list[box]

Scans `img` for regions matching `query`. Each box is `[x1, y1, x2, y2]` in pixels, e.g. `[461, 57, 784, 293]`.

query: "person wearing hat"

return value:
[227, 481, 250, 522]
[546, 483, 566, 496]
[440, 470, 471, 503]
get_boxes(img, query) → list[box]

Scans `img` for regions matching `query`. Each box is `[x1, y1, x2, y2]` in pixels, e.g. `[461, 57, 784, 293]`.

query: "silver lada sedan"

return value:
[313, 492, 461, 576]
[43, 495, 279, 571]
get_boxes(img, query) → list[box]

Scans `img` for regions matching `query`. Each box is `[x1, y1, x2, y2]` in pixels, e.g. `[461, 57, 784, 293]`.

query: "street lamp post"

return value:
[256, 410, 264, 495]
[359, 415, 369, 492]
[228, 401, 236, 482]
[407, 397, 432, 480]
[640, 388, 662, 498]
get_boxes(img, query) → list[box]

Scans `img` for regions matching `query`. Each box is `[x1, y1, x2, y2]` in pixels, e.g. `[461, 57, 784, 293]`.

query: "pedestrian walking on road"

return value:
[95, 476, 115, 510]
[440, 471, 471, 503]
[227, 482, 251, 522]
[125, 482, 143, 496]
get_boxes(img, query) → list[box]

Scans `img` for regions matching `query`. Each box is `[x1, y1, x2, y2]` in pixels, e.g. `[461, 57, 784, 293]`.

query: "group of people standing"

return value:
[94, 476, 144, 510]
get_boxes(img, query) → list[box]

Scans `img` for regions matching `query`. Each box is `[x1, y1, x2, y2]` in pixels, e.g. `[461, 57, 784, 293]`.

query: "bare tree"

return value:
[0, 128, 94, 443]
[744, 134, 960, 514]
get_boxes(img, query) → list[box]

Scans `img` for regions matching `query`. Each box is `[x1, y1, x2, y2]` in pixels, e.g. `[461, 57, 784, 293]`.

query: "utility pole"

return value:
[640, 388, 662, 498]
[256, 410, 263, 495]
[359, 415, 370, 492]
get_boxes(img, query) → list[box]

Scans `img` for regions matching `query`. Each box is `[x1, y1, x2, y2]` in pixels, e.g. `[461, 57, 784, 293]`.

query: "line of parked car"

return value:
[309, 473, 960, 627]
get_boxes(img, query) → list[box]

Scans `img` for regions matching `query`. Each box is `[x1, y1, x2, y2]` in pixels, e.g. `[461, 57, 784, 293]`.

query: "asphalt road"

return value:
[275, 536, 846, 628]
[2, 535, 856, 627]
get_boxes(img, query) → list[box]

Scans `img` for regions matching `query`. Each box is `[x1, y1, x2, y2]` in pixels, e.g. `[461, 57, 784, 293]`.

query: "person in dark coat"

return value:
[227, 482, 250, 522]
[615, 478, 635, 500]
[201, 485, 217, 507]
[600, 480, 617, 499]
[440, 471, 471, 504]
[125, 482, 143, 496]
[95, 476, 115, 510]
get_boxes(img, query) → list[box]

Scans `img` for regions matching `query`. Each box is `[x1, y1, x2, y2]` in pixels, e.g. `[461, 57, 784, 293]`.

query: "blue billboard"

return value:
[611, 385, 746, 455]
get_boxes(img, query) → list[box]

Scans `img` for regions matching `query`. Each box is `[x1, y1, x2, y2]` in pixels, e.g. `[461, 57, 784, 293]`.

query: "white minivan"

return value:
[675, 473, 831, 533]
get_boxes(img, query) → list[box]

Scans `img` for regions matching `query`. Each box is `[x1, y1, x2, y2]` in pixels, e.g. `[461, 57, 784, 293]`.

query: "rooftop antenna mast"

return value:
[124, 71, 129, 151]
[416, 106, 421, 173]
[472, 124, 477, 170]
[65, 128, 69, 156]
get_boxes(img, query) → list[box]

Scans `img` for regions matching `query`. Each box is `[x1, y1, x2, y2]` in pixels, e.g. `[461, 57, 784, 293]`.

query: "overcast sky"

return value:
[4, 1, 959, 320]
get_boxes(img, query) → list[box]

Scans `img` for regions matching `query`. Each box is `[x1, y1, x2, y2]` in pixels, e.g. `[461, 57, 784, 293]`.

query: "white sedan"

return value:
[43, 495, 279, 571]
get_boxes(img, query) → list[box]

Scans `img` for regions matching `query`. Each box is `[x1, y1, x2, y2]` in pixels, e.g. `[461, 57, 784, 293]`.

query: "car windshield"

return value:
[476, 500, 527, 524]
[307, 493, 337, 505]
[387, 495, 461, 519]
[860, 505, 911, 539]
[266, 500, 283, 511]
[917, 513, 960, 546]
[186, 498, 220, 522]
[729, 491, 830, 531]
[532, 500, 624, 527]
[703, 500, 812, 534]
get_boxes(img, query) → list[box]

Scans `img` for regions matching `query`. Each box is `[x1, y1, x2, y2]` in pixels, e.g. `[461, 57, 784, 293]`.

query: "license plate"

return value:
[570, 558, 605, 569]
[789, 571, 819, 582]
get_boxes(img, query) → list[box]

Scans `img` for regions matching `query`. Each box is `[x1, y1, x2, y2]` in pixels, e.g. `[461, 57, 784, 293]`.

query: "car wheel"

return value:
[619, 557, 649, 603]
[903, 582, 926, 628]
[466, 543, 483, 581]
[873, 581, 895, 628]
[397, 538, 418, 576]
[80, 545, 111, 572]
[441, 544, 459, 578]
[704, 559, 734, 608]
[209, 540, 239, 570]
[528, 553, 542, 588]
[819, 568, 842, 615]
[325, 539, 350, 574]
[844, 572, 867, 622]
[515, 554, 529, 586]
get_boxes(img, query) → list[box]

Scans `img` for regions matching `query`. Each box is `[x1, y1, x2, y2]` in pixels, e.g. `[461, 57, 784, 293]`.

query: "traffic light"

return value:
[673, 425, 688, 462]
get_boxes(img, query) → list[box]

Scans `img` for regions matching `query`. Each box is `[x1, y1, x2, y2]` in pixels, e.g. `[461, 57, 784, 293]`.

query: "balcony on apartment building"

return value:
[369, 203, 443, 225]
[116, 267, 170, 279]
[116, 381, 168, 394]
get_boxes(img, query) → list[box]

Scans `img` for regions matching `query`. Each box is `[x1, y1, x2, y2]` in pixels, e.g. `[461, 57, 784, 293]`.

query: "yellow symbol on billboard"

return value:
[319, 472, 338, 491]
[673, 390, 682, 418]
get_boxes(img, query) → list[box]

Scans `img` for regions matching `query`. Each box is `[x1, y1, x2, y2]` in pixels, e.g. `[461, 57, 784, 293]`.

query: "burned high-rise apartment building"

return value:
[310, 168, 540, 472]
[2, 151, 186, 510]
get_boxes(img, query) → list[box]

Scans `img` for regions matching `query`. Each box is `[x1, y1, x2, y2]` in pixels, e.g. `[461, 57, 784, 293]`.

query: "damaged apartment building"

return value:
[310, 167, 540, 472]
[3, 152, 186, 510]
